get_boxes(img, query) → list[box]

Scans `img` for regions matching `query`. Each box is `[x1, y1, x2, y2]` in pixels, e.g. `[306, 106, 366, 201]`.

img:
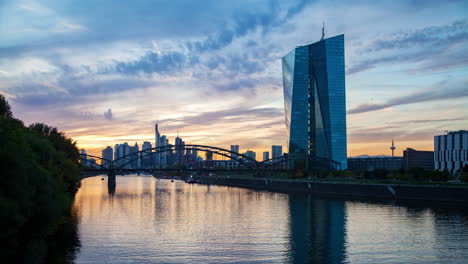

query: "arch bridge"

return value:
[81, 144, 259, 172]
[80, 144, 341, 177]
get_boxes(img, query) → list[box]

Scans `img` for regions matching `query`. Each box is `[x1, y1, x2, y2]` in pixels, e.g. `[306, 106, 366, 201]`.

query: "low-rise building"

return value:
[348, 156, 403, 171]
[403, 148, 434, 171]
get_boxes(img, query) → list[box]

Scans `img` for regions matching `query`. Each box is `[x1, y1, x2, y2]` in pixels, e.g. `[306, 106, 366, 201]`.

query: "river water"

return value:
[66, 175, 468, 263]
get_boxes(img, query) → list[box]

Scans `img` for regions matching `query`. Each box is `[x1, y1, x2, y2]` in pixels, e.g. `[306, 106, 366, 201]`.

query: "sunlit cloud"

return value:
[1, 0, 467, 158]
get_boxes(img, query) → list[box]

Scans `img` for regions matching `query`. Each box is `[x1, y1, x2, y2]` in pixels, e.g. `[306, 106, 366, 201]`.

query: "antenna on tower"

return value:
[321, 21, 326, 41]
[390, 139, 396, 157]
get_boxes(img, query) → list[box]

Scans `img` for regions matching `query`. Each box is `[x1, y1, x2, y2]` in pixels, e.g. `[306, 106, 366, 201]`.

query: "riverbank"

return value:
[193, 176, 468, 204]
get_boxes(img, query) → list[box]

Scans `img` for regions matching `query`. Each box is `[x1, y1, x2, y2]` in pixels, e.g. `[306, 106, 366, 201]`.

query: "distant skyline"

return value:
[1, 0, 467, 158]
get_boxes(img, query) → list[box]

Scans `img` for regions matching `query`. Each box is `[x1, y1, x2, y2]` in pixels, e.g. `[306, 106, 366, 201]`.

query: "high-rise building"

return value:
[282, 34, 347, 169]
[155, 122, 161, 166]
[159, 135, 168, 168]
[272, 145, 283, 160]
[80, 149, 88, 167]
[114, 142, 130, 167]
[244, 150, 256, 161]
[175, 136, 184, 164]
[434, 130, 468, 174]
[129, 143, 139, 169]
[141, 141, 152, 168]
[230, 145, 240, 158]
[101, 146, 113, 168]
[206, 151, 213, 161]
[263, 151, 270, 162]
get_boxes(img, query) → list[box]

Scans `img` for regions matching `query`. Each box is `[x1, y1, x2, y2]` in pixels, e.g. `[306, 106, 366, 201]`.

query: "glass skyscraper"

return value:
[282, 34, 347, 169]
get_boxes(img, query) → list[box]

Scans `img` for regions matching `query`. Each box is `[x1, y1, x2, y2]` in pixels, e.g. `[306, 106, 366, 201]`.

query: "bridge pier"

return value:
[108, 170, 116, 189]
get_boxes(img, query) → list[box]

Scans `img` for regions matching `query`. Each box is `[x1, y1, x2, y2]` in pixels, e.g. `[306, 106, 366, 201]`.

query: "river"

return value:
[63, 175, 468, 263]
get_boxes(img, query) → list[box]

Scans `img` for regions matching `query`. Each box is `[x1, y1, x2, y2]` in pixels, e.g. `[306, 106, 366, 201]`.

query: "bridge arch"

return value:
[81, 154, 113, 169]
[111, 144, 259, 170]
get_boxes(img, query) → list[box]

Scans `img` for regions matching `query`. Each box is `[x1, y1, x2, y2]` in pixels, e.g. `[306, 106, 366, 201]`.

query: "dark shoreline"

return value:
[193, 176, 468, 204]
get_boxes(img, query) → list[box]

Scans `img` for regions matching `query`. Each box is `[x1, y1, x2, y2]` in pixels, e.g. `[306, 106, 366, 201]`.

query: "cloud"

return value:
[104, 108, 112, 120]
[159, 107, 283, 131]
[112, 51, 191, 75]
[362, 20, 468, 53]
[186, 0, 311, 53]
[348, 82, 468, 114]
[347, 19, 468, 74]
[348, 128, 439, 144]
[388, 117, 467, 125]
[9, 76, 155, 107]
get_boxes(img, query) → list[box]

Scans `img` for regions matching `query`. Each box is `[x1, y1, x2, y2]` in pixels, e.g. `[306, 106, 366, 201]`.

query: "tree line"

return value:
[0, 95, 81, 263]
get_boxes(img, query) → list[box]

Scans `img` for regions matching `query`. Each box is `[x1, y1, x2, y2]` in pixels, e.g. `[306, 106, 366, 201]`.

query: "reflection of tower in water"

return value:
[287, 195, 347, 263]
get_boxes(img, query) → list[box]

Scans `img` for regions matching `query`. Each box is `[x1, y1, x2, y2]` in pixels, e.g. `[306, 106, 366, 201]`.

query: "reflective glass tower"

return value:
[282, 34, 347, 169]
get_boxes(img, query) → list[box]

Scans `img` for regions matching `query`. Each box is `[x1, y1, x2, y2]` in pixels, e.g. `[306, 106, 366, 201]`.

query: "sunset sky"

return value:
[1, 0, 467, 159]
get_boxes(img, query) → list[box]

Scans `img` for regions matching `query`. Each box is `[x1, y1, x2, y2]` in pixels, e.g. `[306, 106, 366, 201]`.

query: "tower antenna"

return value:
[390, 139, 396, 157]
[321, 21, 326, 41]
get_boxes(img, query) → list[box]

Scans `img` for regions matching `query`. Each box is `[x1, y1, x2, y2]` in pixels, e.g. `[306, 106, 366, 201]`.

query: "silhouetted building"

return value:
[263, 151, 269, 162]
[141, 141, 152, 168]
[230, 145, 240, 158]
[213, 160, 241, 169]
[101, 146, 113, 168]
[348, 156, 403, 171]
[159, 135, 168, 168]
[434, 130, 468, 174]
[206, 151, 213, 161]
[80, 149, 88, 167]
[155, 122, 161, 166]
[272, 145, 283, 160]
[114, 142, 130, 167]
[175, 137, 184, 164]
[128, 143, 139, 169]
[403, 148, 434, 171]
[282, 34, 347, 169]
[244, 150, 256, 161]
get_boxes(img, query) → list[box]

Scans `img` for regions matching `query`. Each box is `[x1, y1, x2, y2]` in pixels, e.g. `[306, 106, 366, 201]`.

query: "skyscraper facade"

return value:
[175, 136, 184, 164]
[434, 130, 468, 174]
[129, 143, 139, 169]
[230, 145, 240, 158]
[263, 151, 270, 162]
[155, 122, 160, 166]
[282, 34, 347, 169]
[159, 135, 168, 168]
[114, 142, 130, 167]
[101, 146, 113, 168]
[244, 150, 256, 161]
[272, 145, 283, 160]
[141, 141, 152, 168]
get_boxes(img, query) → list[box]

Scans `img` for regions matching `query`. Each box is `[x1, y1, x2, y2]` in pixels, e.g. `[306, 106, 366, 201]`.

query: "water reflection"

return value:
[69, 175, 468, 264]
[287, 195, 346, 264]
[45, 207, 81, 264]
[107, 176, 116, 196]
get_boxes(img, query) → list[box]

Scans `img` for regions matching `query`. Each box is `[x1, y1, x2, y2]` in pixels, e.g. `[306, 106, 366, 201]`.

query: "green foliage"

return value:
[429, 169, 451, 182]
[0, 94, 13, 118]
[0, 97, 81, 263]
[408, 167, 428, 181]
[460, 165, 468, 183]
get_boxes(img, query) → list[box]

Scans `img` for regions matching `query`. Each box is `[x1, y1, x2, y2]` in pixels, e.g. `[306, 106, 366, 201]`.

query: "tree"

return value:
[0, 96, 81, 262]
[0, 94, 13, 118]
[460, 165, 468, 183]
